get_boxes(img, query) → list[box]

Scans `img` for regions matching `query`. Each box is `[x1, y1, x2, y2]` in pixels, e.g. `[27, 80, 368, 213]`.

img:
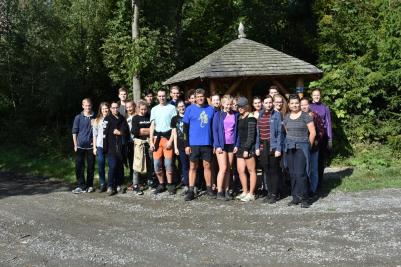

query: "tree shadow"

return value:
[316, 167, 354, 200]
[0, 171, 72, 200]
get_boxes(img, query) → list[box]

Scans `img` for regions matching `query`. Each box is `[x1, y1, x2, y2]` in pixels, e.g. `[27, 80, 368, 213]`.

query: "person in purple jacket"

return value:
[213, 95, 239, 201]
[309, 88, 333, 190]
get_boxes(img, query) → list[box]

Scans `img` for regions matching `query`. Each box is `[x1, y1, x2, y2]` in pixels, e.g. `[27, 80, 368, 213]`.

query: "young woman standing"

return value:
[283, 95, 316, 208]
[252, 96, 262, 119]
[213, 95, 239, 201]
[235, 97, 258, 202]
[273, 94, 288, 117]
[92, 102, 110, 192]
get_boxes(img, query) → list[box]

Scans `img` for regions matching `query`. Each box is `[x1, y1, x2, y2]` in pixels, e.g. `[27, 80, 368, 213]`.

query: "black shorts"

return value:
[189, 145, 213, 162]
[236, 148, 255, 159]
[224, 144, 235, 153]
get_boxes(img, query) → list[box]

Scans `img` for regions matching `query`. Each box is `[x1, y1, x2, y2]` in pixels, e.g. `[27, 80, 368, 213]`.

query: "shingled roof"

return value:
[163, 37, 322, 85]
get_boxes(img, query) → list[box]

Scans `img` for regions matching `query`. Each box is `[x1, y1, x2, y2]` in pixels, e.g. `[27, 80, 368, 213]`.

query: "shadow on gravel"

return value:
[318, 167, 354, 199]
[0, 171, 71, 200]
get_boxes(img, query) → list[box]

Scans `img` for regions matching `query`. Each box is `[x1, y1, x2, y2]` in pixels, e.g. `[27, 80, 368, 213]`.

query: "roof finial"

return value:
[238, 22, 246, 39]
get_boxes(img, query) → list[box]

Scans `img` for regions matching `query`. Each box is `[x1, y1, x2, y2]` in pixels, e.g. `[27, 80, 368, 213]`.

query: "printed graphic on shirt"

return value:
[199, 111, 209, 128]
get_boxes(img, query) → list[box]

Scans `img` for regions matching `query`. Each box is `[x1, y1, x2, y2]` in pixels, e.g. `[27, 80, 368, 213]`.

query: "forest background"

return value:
[0, 0, 400, 190]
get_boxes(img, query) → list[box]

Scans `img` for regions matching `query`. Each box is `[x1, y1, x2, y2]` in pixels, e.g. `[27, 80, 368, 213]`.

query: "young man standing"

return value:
[118, 87, 128, 117]
[169, 85, 181, 106]
[144, 90, 155, 109]
[183, 89, 215, 201]
[149, 89, 177, 194]
[268, 85, 279, 98]
[72, 98, 95, 193]
[103, 101, 129, 196]
[126, 100, 136, 183]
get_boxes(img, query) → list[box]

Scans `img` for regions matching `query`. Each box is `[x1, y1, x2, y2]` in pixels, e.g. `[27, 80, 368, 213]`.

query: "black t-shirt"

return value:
[131, 114, 151, 140]
[170, 115, 185, 148]
[237, 114, 257, 151]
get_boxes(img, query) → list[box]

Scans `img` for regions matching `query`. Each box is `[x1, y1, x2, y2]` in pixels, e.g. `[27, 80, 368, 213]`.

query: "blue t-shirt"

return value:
[183, 104, 214, 146]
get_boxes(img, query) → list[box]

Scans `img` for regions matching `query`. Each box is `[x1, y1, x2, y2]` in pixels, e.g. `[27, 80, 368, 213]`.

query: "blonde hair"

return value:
[221, 94, 233, 104]
[94, 102, 109, 125]
[273, 94, 288, 116]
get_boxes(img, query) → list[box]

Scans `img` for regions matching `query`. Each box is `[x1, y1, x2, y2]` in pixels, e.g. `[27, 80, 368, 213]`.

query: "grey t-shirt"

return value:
[284, 112, 313, 143]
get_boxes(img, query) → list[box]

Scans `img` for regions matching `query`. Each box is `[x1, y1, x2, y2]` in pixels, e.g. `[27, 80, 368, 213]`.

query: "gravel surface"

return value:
[1, 170, 401, 266]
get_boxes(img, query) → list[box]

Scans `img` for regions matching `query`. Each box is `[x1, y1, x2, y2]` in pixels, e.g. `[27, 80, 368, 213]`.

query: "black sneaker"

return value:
[287, 199, 300, 206]
[300, 200, 310, 208]
[132, 185, 144, 195]
[153, 184, 166, 194]
[216, 192, 228, 201]
[167, 184, 176, 195]
[107, 187, 117, 196]
[184, 190, 195, 201]
[206, 187, 216, 199]
[263, 194, 277, 204]
[99, 186, 107, 193]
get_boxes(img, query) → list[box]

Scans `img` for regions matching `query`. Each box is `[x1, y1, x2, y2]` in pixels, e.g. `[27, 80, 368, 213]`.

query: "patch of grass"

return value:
[331, 143, 401, 191]
[0, 144, 76, 183]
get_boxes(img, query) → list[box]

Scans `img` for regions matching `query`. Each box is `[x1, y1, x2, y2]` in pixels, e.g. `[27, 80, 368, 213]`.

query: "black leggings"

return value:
[286, 148, 308, 201]
[260, 140, 281, 196]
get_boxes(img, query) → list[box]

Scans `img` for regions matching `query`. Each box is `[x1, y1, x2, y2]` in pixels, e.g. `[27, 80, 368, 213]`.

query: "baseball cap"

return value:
[236, 97, 249, 108]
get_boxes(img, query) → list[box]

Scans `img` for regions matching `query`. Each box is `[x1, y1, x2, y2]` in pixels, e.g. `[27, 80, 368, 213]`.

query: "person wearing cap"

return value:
[183, 88, 215, 201]
[235, 96, 258, 202]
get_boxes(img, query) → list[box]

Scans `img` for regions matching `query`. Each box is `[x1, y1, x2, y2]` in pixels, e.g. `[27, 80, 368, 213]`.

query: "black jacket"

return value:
[103, 114, 129, 158]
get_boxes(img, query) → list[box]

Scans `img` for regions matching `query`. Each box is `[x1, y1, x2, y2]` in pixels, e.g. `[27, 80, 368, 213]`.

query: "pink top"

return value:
[224, 113, 236, 145]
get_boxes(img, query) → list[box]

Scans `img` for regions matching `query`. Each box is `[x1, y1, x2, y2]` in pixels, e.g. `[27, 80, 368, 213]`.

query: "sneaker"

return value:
[180, 186, 189, 196]
[132, 185, 144, 195]
[153, 184, 166, 194]
[107, 187, 117, 196]
[263, 194, 277, 204]
[127, 184, 134, 191]
[241, 193, 256, 202]
[301, 200, 310, 208]
[167, 184, 176, 195]
[206, 187, 216, 199]
[235, 192, 247, 200]
[287, 199, 301, 206]
[147, 179, 156, 188]
[184, 190, 195, 201]
[99, 186, 107, 193]
[116, 186, 122, 193]
[216, 192, 228, 201]
[86, 187, 94, 193]
[72, 187, 84, 194]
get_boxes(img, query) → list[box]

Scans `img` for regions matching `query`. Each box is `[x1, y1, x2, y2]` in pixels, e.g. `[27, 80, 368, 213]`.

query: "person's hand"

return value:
[233, 147, 238, 154]
[216, 147, 223, 154]
[113, 129, 121, 135]
[327, 140, 333, 151]
[93, 147, 97, 156]
[185, 147, 191, 155]
[150, 143, 155, 151]
[243, 151, 249, 158]
[175, 148, 179, 156]
[255, 149, 260, 156]
[274, 151, 281, 157]
[74, 144, 78, 152]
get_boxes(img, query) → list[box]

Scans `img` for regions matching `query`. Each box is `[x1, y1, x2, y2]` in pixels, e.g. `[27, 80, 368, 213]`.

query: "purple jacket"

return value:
[309, 102, 333, 141]
[212, 111, 240, 149]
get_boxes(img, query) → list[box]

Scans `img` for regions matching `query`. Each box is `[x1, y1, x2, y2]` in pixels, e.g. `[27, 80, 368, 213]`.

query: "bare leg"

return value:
[203, 160, 212, 187]
[189, 161, 198, 187]
[225, 152, 234, 191]
[237, 158, 248, 193]
[246, 157, 257, 194]
[216, 152, 227, 192]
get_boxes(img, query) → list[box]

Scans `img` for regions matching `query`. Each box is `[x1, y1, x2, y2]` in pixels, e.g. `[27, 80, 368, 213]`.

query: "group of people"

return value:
[72, 85, 332, 208]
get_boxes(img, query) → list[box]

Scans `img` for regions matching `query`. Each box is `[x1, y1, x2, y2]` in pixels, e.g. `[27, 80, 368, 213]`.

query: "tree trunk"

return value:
[174, 0, 184, 69]
[132, 0, 141, 102]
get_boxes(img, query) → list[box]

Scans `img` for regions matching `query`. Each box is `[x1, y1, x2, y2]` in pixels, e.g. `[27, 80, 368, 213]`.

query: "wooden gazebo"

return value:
[163, 23, 322, 99]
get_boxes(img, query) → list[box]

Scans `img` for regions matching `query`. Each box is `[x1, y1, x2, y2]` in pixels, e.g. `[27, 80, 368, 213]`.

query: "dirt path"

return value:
[1, 171, 401, 266]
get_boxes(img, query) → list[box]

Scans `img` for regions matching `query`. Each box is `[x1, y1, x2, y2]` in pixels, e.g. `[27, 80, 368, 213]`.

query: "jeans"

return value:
[96, 147, 106, 188]
[260, 140, 282, 197]
[286, 148, 308, 202]
[310, 150, 319, 193]
[107, 154, 124, 189]
[127, 142, 134, 180]
[75, 148, 95, 189]
[178, 147, 190, 186]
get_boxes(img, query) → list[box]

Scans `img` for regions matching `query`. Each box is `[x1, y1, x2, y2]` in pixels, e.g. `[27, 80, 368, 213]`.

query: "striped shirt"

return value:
[259, 112, 271, 141]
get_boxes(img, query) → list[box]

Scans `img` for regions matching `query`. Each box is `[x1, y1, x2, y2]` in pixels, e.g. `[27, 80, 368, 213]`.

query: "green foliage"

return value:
[313, 0, 401, 146]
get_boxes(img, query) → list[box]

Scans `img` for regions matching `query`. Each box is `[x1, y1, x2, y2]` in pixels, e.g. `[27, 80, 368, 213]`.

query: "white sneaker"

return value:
[117, 186, 122, 193]
[72, 187, 83, 194]
[87, 187, 94, 193]
[241, 193, 256, 202]
[236, 192, 247, 200]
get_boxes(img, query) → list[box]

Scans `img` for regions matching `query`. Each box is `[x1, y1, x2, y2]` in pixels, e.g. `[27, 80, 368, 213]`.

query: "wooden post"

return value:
[131, 0, 141, 102]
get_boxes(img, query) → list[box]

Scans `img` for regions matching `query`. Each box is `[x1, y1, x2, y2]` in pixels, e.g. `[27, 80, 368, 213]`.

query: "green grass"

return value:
[0, 144, 76, 183]
[330, 143, 401, 192]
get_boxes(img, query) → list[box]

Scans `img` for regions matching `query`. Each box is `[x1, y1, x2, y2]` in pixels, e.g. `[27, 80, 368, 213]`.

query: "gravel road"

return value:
[1, 170, 401, 266]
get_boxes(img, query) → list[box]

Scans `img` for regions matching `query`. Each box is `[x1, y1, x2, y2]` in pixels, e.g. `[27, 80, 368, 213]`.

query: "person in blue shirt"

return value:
[183, 88, 215, 201]
[72, 98, 95, 194]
